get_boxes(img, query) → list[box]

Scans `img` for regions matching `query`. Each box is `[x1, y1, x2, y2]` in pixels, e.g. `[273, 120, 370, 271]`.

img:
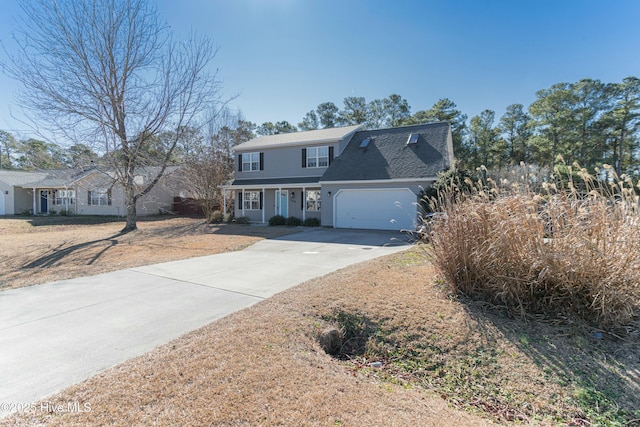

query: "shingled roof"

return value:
[320, 122, 453, 182]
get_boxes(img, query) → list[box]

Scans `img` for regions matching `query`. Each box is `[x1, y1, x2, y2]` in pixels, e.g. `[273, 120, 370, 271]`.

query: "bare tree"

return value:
[179, 109, 254, 219]
[3, 0, 223, 231]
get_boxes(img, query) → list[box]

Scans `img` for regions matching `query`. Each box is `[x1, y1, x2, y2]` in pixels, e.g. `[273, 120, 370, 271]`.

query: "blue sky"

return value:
[1, 0, 640, 140]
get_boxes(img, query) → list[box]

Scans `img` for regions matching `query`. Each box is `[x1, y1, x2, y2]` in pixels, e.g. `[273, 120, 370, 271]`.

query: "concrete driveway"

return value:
[0, 228, 410, 416]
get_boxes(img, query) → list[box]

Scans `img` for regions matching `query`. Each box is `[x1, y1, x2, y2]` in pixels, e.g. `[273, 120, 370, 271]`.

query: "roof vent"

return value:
[359, 138, 371, 149]
[406, 133, 419, 145]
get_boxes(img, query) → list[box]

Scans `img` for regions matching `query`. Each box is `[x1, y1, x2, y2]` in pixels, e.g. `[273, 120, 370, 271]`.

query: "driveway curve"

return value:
[0, 228, 410, 416]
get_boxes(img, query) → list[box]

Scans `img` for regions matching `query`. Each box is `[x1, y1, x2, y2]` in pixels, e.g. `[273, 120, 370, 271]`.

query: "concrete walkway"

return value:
[0, 228, 410, 416]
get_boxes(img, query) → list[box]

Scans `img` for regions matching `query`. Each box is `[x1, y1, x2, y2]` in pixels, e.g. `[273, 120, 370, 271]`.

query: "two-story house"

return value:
[224, 122, 454, 231]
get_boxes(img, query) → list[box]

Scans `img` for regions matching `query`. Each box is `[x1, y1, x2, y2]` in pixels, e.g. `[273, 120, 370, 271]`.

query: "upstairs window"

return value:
[305, 146, 329, 168]
[239, 152, 263, 172]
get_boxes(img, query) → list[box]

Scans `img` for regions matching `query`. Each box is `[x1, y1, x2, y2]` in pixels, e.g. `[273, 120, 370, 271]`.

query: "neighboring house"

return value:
[224, 122, 454, 230]
[0, 167, 182, 216]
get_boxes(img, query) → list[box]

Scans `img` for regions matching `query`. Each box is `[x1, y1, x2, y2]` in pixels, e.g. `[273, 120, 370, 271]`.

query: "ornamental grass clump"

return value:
[426, 163, 640, 328]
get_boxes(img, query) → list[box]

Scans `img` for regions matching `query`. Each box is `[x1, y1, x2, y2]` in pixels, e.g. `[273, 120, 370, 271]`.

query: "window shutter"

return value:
[87, 190, 91, 205]
[300, 192, 303, 211]
[238, 154, 243, 172]
[259, 191, 264, 209]
[329, 146, 334, 165]
[259, 152, 264, 171]
[238, 191, 243, 205]
[302, 149, 307, 168]
[107, 189, 112, 206]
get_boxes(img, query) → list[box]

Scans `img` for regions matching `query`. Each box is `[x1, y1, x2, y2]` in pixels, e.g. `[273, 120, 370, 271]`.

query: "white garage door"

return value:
[334, 188, 417, 231]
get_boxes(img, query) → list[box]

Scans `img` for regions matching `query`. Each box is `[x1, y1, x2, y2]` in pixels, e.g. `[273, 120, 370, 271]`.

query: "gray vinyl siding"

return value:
[236, 144, 338, 181]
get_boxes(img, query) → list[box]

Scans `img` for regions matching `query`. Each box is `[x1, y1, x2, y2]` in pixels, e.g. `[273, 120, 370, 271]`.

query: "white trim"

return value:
[320, 178, 437, 185]
[235, 139, 340, 151]
[261, 187, 266, 223]
[224, 182, 321, 190]
[223, 191, 227, 214]
[301, 186, 306, 221]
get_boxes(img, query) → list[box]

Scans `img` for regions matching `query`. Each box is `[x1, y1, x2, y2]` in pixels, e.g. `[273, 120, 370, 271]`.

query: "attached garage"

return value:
[334, 188, 417, 231]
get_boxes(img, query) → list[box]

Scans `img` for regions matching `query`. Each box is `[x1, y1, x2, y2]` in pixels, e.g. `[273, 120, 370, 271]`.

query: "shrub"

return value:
[268, 215, 286, 226]
[234, 216, 250, 225]
[419, 161, 475, 213]
[285, 216, 302, 226]
[223, 213, 234, 223]
[303, 217, 320, 227]
[207, 210, 224, 223]
[427, 163, 640, 328]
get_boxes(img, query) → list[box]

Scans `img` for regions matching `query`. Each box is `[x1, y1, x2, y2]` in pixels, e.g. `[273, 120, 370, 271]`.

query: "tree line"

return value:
[4, 76, 639, 180]
[254, 77, 640, 177]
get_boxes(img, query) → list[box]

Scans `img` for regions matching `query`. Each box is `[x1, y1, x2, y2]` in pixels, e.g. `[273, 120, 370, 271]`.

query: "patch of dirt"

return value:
[0, 216, 294, 291]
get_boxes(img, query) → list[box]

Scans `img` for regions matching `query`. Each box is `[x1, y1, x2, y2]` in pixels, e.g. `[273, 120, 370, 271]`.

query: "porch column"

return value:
[262, 188, 266, 224]
[32, 188, 36, 214]
[277, 187, 282, 216]
[302, 186, 306, 222]
[223, 190, 227, 215]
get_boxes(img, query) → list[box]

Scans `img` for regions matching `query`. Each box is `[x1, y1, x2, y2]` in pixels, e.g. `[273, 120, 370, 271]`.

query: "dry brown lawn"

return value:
[1, 217, 638, 426]
[0, 216, 294, 291]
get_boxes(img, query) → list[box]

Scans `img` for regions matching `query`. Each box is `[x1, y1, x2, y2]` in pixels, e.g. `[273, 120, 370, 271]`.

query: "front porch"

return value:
[21, 187, 78, 215]
[224, 185, 322, 225]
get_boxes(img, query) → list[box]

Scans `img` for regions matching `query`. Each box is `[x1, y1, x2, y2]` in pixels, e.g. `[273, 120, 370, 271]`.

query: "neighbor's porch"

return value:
[18, 186, 79, 215]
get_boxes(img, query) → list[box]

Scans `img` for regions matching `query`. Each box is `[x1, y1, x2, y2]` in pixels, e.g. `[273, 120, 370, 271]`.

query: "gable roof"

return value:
[320, 122, 453, 182]
[234, 124, 364, 151]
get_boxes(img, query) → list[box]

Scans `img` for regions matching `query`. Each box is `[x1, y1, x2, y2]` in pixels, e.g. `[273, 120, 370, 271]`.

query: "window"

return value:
[53, 189, 75, 206]
[241, 152, 261, 172]
[306, 146, 329, 168]
[243, 191, 261, 210]
[306, 190, 321, 211]
[88, 189, 111, 206]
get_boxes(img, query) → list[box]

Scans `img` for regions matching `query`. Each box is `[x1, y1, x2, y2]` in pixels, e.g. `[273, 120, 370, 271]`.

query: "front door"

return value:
[40, 190, 48, 214]
[275, 190, 288, 217]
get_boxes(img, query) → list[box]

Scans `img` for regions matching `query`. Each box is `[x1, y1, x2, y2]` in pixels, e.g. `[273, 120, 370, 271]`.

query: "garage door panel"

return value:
[334, 188, 417, 231]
